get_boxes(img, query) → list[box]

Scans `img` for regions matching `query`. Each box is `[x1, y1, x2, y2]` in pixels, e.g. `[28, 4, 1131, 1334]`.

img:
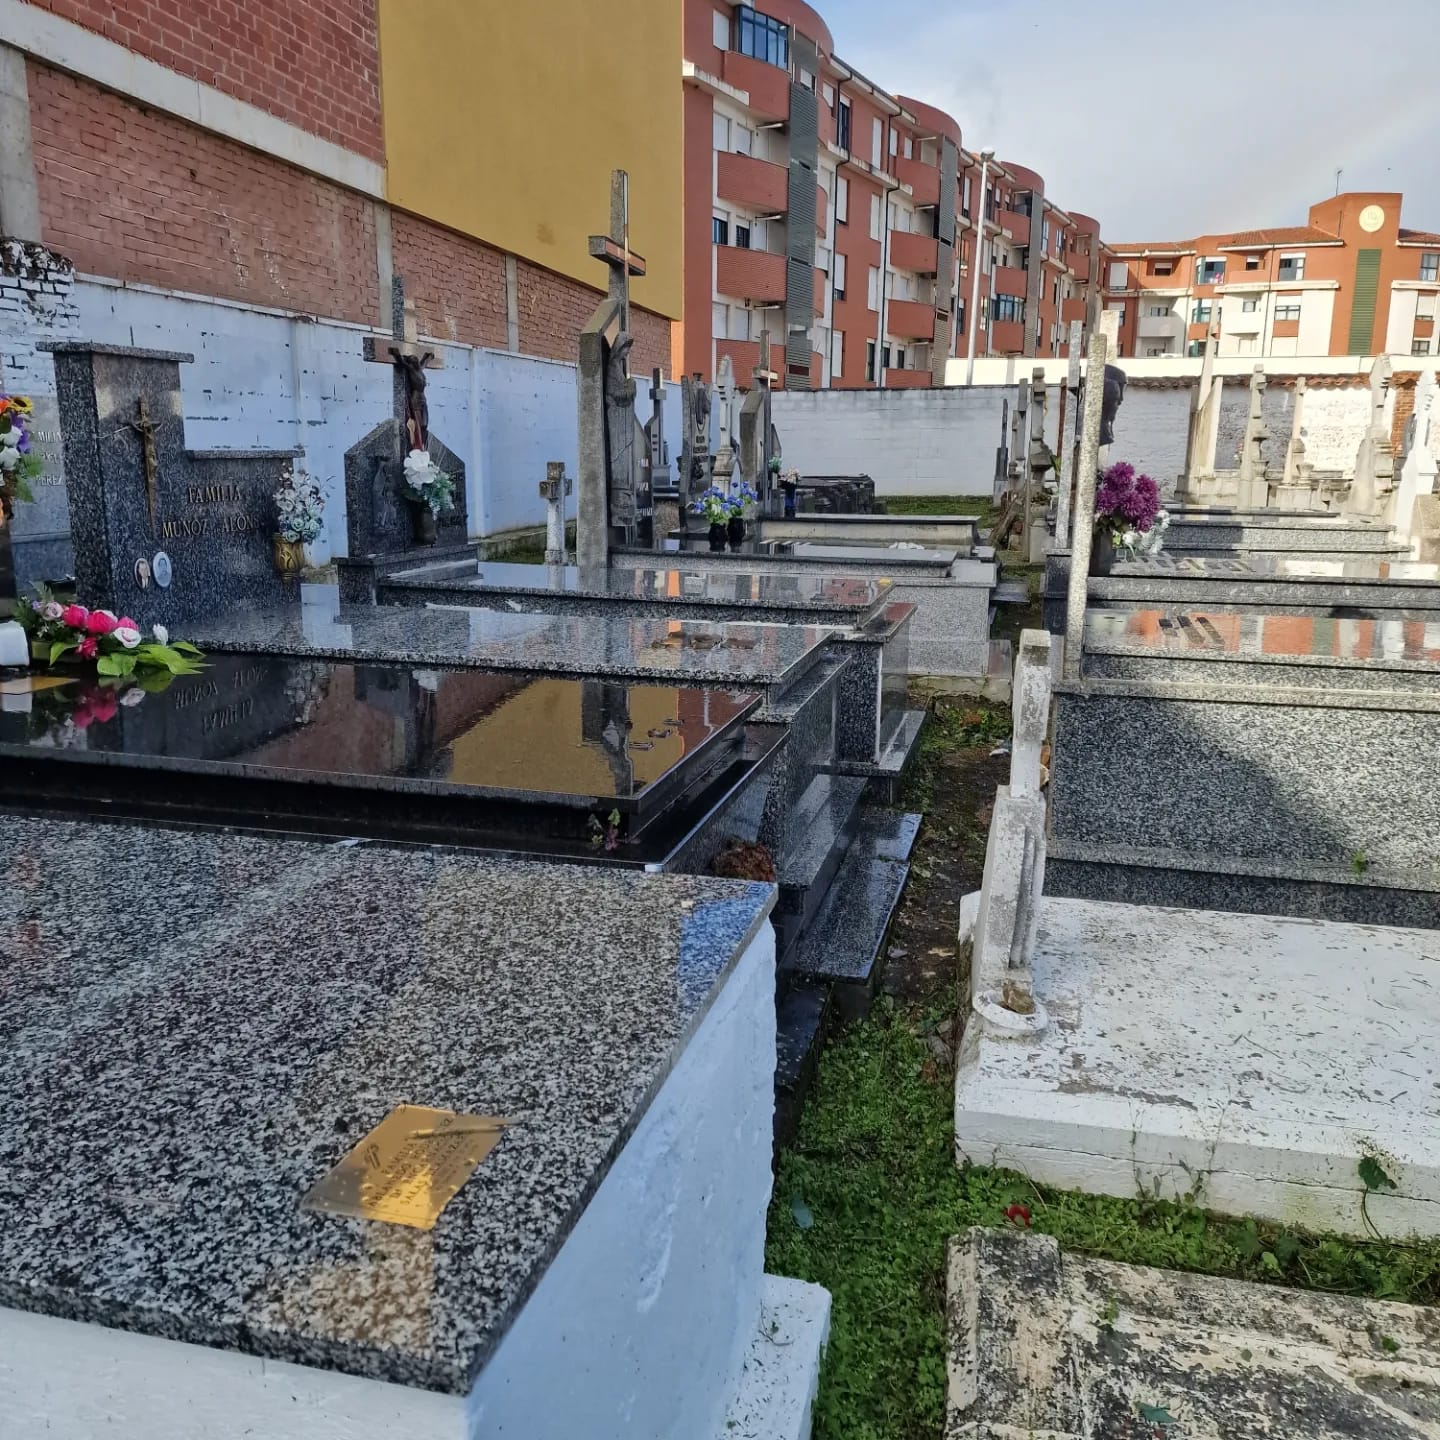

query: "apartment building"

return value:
[0, 0, 682, 376]
[1106, 192, 1440, 361]
[681, 0, 1108, 389]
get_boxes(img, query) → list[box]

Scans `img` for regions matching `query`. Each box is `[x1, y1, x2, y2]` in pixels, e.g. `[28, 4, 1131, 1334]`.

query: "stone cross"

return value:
[1062, 322, 1112, 682]
[538, 460, 572, 566]
[1181, 322, 1221, 497]
[1053, 320, 1083, 547]
[1235, 365, 1270, 505]
[362, 276, 444, 458]
[643, 368, 670, 495]
[1393, 369, 1438, 543]
[969, 628, 1052, 1033]
[1281, 376, 1311, 493]
[712, 354, 737, 487]
[576, 170, 650, 567]
[678, 372, 712, 525]
[1350, 353, 1395, 516]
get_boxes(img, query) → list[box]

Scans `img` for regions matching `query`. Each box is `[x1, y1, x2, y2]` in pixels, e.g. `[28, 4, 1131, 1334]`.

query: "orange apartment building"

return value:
[1105, 192, 1440, 361]
[681, 0, 1109, 390]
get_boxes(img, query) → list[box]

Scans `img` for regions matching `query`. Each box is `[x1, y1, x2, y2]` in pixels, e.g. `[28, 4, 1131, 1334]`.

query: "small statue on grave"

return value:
[1100, 363, 1126, 447]
[395, 351, 434, 451]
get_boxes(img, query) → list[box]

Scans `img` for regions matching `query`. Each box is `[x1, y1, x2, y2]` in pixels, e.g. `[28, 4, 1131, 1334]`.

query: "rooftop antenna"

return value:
[1335, 167, 1342, 196]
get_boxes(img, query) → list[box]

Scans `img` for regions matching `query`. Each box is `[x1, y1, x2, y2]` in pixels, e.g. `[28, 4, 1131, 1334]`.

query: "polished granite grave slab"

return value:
[625, 538, 958, 574]
[374, 559, 894, 628]
[1083, 609, 1440, 692]
[0, 655, 773, 861]
[188, 596, 837, 695]
[0, 816, 775, 1394]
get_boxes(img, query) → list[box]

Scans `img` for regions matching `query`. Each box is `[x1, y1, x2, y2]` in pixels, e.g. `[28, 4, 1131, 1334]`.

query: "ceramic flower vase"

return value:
[1089, 527, 1115, 577]
[707, 522, 727, 552]
[410, 501, 438, 546]
[727, 516, 745, 550]
[272, 534, 305, 574]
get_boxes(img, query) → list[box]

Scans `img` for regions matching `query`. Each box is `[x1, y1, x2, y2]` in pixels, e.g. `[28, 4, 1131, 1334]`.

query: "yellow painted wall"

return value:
[378, 0, 683, 321]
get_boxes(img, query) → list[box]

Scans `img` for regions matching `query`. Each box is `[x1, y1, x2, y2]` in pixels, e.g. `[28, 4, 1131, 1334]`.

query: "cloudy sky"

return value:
[822, 0, 1440, 241]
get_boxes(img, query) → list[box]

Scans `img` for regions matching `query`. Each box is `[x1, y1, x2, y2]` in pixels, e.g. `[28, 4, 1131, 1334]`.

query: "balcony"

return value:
[1061, 297, 1088, 325]
[715, 244, 786, 303]
[998, 209, 1030, 246]
[815, 182, 827, 235]
[1071, 252, 1092, 283]
[993, 263, 1029, 298]
[1223, 309, 1262, 336]
[813, 267, 826, 314]
[716, 338, 761, 381]
[990, 319, 1025, 354]
[890, 230, 939, 273]
[717, 152, 788, 214]
[721, 51, 790, 122]
[894, 156, 940, 208]
[885, 366, 932, 388]
[886, 297, 937, 340]
[1137, 311, 1184, 340]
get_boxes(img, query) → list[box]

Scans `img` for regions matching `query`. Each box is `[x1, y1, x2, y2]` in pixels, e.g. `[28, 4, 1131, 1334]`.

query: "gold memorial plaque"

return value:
[302, 1105, 508, 1231]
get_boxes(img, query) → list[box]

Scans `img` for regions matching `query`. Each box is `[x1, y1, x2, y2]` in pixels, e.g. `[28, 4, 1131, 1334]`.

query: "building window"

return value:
[867, 265, 880, 310]
[735, 224, 751, 250]
[1109, 304, 1125, 327]
[1187, 340, 1204, 357]
[833, 252, 846, 298]
[903, 137, 913, 160]
[1278, 254, 1305, 280]
[889, 126, 899, 157]
[961, 175, 972, 218]
[865, 339, 876, 381]
[1192, 301, 1212, 322]
[1423, 253, 1440, 282]
[712, 9, 729, 49]
[1236, 335, 1256, 354]
[1274, 303, 1301, 321]
[1418, 296, 1436, 320]
[712, 215, 729, 245]
[956, 297, 965, 336]
[1150, 259, 1173, 276]
[894, 347, 906, 370]
[871, 117, 883, 167]
[1413, 339, 1432, 356]
[1245, 255, 1261, 271]
[1197, 258, 1226, 284]
[869, 193, 882, 242]
[1241, 298, 1259, 312]
[735, 6, 788, 68]
[831, 330, 844, 375]
[835, 174, 849, 224]
[837, 99, 851, 152]
[1146, 303, 1168, 317]
[712, 302, 726, 338]
[1041, 219, 1051, 254]
[1108, 261, 1128, 288]
[990, 295, 1025, 324]
[881, 345, 892, 370]
[798, 66, 815, 90]
[822, 81, 834, 106]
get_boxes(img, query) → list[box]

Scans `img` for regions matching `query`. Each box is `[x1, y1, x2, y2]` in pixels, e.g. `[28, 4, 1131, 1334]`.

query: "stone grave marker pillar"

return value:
[1053, 321, 1083, 548]
[1062, 321, 1112, 681]
[538, 460, 572, 565]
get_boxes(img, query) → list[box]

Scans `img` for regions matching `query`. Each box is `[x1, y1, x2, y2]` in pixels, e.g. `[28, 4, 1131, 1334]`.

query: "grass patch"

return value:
[884, 494, 998, 529]
[767, 1004, 1440, 1440]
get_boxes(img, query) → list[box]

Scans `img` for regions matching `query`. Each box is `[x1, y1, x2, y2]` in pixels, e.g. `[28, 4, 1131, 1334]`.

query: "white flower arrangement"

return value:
[273, 465, 326, 544]
[401, 447, 457, 516]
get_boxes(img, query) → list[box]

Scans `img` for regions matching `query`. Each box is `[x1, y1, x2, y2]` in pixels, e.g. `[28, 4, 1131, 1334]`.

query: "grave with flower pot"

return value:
[37, 339, 300, 626]
[336, 276, 471, 602]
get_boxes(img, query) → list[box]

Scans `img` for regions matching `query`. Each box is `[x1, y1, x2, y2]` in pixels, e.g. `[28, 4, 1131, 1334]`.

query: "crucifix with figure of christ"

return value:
[362, 276, 445, 456]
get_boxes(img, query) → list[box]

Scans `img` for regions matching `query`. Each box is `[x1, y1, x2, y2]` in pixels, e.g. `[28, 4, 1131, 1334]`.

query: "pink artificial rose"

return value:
[40, 601, 64, 622]
[60, 604, 89, 628]
[116, 616, 138, 631]
[84, 610, 118, 636]
[76, 636, 98, 660]
[88, 691, 118, 724]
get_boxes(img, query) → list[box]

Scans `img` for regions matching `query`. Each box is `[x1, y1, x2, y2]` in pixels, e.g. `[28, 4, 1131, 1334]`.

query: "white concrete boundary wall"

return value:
[947, 352, 1440, 386]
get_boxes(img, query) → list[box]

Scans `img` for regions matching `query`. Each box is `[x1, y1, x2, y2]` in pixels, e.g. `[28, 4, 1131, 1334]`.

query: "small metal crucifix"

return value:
[362, 275, 445, 454]
[126, 397, 161, 535]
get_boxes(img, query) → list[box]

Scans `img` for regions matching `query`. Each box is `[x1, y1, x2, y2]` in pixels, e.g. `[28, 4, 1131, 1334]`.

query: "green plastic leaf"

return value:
[95, 653, 124, 677]
[170, 640, 204, 655]
[1359, 1155, 1397, 1192]
[47, 638, 78, 665]
[1137, 1403, 1177, 1428]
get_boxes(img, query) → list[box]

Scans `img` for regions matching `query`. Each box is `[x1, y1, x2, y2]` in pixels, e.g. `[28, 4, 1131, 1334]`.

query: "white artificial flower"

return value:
[0, 450, 16, 472]
[1120, 529, 1139, 550]
[113, 625, 141, 649]
[151, 624, 169, 646]
[404, 449, 434, 484]
[0, 429, 19, 451]
[119, 687, 146, 707]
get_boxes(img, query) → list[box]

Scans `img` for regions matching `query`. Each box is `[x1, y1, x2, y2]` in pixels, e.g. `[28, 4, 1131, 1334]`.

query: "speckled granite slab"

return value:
[0, 816, 774, 1392]
[187, 596, 837, 689]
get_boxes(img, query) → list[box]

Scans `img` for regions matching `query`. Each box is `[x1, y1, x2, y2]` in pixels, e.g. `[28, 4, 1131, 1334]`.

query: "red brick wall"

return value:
[516, 257, 672, 378]
[391, 211, 507, 349]
[24, 0, 382, 160]
[29, 62, 380, 323]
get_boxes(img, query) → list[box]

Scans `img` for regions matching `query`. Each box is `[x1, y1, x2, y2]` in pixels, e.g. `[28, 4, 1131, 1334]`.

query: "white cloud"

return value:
[822, 0, 1440, 239]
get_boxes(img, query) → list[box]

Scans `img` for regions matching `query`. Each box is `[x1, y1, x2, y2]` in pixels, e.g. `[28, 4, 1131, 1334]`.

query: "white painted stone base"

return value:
[947, 1226, 1440, 1438]
[955, 897, 1440, 1238]
[717, 1275, 831, 1440]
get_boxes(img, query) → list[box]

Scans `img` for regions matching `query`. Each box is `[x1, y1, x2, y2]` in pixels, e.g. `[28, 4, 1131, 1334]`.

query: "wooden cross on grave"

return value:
[127, 397, 161, 535]
[362, 275, 444, 455]
[588, 169, 646, 338]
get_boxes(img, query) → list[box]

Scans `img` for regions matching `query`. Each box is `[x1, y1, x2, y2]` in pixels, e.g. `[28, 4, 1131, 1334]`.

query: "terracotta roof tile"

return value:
[1110, 241, 1193, 253]
[1400, 228, 1440, 244]
[1216, 226, 1336, 248]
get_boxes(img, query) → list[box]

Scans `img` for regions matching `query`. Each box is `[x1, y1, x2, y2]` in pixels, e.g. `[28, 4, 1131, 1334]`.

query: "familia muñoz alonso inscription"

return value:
[160, 483, 262, 541]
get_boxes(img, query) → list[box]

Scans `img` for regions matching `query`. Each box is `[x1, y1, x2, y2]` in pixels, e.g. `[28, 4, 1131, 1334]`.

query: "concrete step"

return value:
[781, 818, 912, 1020]
[993, 579, 1030, 605]
[828, 707, 926, 802]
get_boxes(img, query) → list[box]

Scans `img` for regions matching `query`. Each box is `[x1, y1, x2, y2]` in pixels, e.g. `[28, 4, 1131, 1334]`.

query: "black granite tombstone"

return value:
[39, 341, 298, 625]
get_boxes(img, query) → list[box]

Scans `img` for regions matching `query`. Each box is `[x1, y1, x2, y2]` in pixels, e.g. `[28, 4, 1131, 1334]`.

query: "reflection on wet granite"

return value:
[188, 597, 837, 687]
[1116, 553, 1440, 582]
[1086, 609, 1440, 666]
[0, 815, 773, 1391]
